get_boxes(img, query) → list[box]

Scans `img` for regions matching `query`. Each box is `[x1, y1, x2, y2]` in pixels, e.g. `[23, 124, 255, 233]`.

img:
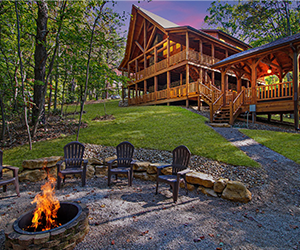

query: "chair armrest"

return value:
[156, 164, 171, 175]
[56, 160, 64, 172]
[177, 169, 191, 176]
[3, 165, 19, 177]
[107, 159, 117, 170]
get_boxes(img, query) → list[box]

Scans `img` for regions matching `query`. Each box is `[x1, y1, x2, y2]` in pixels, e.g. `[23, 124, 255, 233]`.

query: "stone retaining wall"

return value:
[19, 156, 252, 203]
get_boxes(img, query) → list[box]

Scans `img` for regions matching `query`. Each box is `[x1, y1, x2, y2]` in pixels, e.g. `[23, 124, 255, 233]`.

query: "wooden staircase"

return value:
[213, 106, 230, 123]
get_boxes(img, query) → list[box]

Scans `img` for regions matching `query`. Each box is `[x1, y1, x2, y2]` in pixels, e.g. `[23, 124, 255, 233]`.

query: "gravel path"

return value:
[0, 110, 300, 249]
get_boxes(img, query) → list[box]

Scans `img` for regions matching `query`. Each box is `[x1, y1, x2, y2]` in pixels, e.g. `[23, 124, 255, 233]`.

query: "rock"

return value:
[214, 178, 229, 193]
[197, 186, 218, 197]
[132, 161, 151, 172]
[104, 156, 117, 165]
[22, 156, 62, 170]
[88, 158, 103, 165]
[86, 165, 95, 179]
[94, 166, 108, 176]
[133, 172, 156, 181]
[161, 166, 172, 175]
[180, 182, 195, 191]
[19, 169, 47, 182]
[186, 172, 215, 188]
[221, 181, 252, 203]
[147, 163, 169, 174]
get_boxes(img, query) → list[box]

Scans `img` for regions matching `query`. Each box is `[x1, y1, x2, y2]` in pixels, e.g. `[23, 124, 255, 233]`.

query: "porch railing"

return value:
[256, 81, 293, 101]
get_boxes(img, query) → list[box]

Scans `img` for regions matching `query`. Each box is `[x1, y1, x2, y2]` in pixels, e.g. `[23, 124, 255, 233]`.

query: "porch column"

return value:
[144, 21, 147, 70]
[212, 43, 215, 64]
[186, 64, 190, 96]
[237, 76, 242, 92]
[144, 80, 147, 102]
[186, 31, 189, 60]
[167, 37, 170, 67]
[221, 69, 226, 104]
[154, 76, 158, 102]
[291, 45, 300, 130]
[212, 71, 215, 85]
[167, 71, 171, 98]
[154, 47, 157, 72]
[180, 73, 183, 85]
[199, 39, 203, 64]
[250, 64, 257, 104]
[135, 60, 138, 80]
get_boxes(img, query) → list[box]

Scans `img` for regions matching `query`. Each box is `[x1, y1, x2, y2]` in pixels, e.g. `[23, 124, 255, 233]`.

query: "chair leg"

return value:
[173, 182, 179, 203]
[129, 170, 133, 186]
[57, 173, 62, 190]
[184, 180, 188, 195]
[3, 185, 7, 192]
[14, 179, 20, 197]
[108, 171, 111, 186]
[155, 180, 159, 195]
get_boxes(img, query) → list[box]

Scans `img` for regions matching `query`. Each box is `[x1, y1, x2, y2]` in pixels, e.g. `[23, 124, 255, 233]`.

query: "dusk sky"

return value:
[109, 1, 217, 34]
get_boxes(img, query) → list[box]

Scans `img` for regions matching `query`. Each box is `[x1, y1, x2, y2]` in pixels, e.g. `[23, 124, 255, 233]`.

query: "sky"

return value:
[108, 0, 215, 34]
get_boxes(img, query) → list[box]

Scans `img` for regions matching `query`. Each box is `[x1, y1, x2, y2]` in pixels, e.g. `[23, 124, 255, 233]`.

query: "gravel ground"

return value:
[0, 109, 300, 249]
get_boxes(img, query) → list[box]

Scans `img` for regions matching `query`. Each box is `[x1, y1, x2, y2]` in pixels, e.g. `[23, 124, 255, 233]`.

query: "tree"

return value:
[204, 0, 300, 46]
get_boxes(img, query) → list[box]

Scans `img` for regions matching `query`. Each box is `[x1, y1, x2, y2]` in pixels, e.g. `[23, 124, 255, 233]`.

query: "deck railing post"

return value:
[229, 101, 233, 125]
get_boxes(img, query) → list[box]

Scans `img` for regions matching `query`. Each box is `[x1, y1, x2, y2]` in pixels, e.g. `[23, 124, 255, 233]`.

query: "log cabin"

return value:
[118, 5, 300, 130]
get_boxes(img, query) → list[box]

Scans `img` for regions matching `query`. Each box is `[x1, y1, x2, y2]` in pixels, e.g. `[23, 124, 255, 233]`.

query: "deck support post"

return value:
[268, 114, 271, 121]
[291, 44, 299, 130]
[280, 114, 283, 122]
[167, 71, 171, 98]
[198, 95, 202, 111]
[144, 80, 147, 102]
[186, 99, 189, 108]
[221, 69, 226, 106]
[154, 76, 158, 102]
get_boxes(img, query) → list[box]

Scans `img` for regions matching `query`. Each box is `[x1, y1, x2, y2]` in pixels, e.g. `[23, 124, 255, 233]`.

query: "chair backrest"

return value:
[63, 141, 85, 169]
[0, 150, 2, 179]
[172, 145, 191, 175]
[116, 141, 134, 167]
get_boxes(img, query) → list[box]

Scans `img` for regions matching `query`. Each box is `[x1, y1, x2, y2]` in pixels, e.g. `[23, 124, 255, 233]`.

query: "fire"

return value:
[29, 160, 61, 231]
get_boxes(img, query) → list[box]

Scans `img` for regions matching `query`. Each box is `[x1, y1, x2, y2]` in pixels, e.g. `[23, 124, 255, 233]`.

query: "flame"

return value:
[29, 160, 61, 231]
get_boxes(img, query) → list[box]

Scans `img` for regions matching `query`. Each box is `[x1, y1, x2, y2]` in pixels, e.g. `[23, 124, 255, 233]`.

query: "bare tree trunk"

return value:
[54, 59, 59, 110]
[15, 1, 32, 150]
[77, 2, 107, 141]
[48, 74, 53, 113]
[32, 0, 48, 136]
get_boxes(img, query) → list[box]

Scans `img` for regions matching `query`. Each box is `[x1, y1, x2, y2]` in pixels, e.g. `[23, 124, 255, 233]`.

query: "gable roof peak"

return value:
[133, 4, 179, 29]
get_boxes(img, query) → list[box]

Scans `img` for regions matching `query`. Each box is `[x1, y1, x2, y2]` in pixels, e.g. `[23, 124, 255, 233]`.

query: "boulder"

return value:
[132, 161, 150, 172]
[104, 156, 117, 165]
[197, 186, 218, 198]
[180, 182, 195, 191]
[214, 178, 229, 193]
[86, 165, 95, 179]
[161, 166, 172, 175]
[22, 156, 62, 170]
[94, 166, 108, 176]
[88, 158, 103, 165]
[19, 169, 47, 182]
[221, 181, 252, 203]
[147, 163, 169, 174]
[186, 172, 215, 188]
[133, 172, 156, 182]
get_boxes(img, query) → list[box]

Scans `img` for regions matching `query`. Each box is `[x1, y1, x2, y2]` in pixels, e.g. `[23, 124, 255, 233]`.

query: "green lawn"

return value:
[240, 129, 300, 164]
[4, 101, 259, 168]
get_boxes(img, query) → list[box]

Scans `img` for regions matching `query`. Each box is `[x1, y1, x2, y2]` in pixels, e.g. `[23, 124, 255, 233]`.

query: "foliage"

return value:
[241, 129, 300, 164]
[3, 101, 259, 169]
[204, 0, 300, 46]
[0, 0, 129, 145]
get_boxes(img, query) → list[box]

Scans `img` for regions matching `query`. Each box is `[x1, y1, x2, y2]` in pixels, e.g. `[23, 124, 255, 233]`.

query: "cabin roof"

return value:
[212, 32, 300, 69]
[134, 5, 179, 29]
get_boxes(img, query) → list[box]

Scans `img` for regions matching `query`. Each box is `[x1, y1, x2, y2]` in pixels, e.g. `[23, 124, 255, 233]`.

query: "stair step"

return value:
[209, 123, 231, 128]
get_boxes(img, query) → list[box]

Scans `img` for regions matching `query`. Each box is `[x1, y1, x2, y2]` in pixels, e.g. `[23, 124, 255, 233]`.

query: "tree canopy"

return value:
[204, 0, 300, 47]
[0, 0, 128, 147]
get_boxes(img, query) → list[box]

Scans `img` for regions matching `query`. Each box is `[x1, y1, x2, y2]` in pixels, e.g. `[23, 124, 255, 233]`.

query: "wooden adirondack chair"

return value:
[155, 145, 191, 203]
[107, 141, 135, 186]
[57, 141, 88, 189]
[0, 150, 20, 197]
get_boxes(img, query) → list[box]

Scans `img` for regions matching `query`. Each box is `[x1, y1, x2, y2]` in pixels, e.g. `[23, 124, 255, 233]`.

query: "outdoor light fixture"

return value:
[267, 66, 272, 74]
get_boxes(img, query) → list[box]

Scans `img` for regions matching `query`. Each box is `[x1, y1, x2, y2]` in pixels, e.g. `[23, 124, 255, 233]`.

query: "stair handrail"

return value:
[198, 80, 213, 101]
[210, 93, 223, 122]
[229, 89, 244, 124]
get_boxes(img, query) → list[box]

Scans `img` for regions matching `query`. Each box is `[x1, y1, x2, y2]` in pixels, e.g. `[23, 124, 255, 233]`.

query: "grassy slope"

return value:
[4, 101, 259, 168]
[240, 129, 300, 164]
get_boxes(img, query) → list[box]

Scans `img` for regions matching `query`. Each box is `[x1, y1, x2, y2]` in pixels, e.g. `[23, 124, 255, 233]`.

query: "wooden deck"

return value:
[128, 80, 300, 125]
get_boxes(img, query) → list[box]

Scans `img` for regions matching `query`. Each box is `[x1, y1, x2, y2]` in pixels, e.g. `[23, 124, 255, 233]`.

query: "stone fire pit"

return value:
[5, 202, 89, 250]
